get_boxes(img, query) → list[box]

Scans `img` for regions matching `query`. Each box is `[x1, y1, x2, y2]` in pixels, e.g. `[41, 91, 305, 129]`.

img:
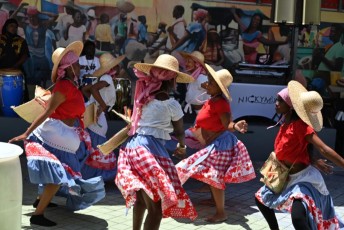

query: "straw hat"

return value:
[179, 51, 206, 69]
[51, 41, 83, 83]
[205, 64, 233, 100]
[92, 54, 125, 78]
[288, 80, 323, 132]
[116, 0, 135, 13]
[97, 126, 129, 155]
[134, 54, 194, 83]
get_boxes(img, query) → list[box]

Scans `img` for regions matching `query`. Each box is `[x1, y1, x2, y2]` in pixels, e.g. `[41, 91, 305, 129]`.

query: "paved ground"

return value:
[19, 155, 344, 230]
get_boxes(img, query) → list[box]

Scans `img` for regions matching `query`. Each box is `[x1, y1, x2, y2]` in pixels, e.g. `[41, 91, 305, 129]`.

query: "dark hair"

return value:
[138, 15, 146, 24]
[100, 13, 109, 23]
[174, 5, 185, 16]
[81, 40, 96, 56]
[2, 18, 18, 34]
[244, 13, 263, 33]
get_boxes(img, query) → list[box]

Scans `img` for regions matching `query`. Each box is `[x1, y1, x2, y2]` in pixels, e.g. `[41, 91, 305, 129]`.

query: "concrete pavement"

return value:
[20, 156, 344, 230]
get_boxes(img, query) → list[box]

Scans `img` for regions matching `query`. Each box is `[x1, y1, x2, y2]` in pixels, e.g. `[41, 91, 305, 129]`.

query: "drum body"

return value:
[114, 78, 131, 113]
[0, 69, 24, 117]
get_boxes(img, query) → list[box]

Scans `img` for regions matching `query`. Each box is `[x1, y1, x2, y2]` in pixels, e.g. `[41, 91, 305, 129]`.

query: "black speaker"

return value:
[271, 0, 321, 25]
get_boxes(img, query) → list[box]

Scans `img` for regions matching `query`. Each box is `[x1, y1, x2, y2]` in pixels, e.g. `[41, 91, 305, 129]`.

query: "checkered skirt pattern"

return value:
[176, 131, 256, 190]
[115, 136, 197, 220]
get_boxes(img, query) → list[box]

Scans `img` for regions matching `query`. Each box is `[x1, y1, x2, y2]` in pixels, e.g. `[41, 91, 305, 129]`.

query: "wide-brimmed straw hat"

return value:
[288, 80, 323, 132]
[92, 54, 125, 78]
[116, 0, 135, 13]
[51, 41, 83, 83]
[205, 64, 233, 100]
[179, 51, 206, 69]
[134, 54, 194, 83]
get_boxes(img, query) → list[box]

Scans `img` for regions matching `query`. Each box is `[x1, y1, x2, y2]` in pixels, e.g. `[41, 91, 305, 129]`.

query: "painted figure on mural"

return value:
[14, 4, 58, 87]
[231, 8, 289, 64]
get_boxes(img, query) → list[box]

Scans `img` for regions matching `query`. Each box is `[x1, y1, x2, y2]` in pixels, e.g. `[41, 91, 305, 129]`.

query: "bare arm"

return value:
[168, 31, 191, 53]
[230, 8, 247, 32]
[258, 35, 288, 46]
[89, 80, 109, 116]
[9, 91, 66, 142]
[306, 133, 344, 168]
[220, 112, 248, 133]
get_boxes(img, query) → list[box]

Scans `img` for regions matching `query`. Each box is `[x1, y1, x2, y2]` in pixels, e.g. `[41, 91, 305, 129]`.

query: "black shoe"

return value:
[33, 199, 58, 208]
[30, 215, 57, 227]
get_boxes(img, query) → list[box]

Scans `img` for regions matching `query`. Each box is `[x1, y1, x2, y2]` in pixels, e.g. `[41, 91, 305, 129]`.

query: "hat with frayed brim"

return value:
[83, 102, 97, 128]
[11, 85, 51, 123]
[134, 54, 194, 83]
[97, 126, 129, 155]
[205, 64, 233, 100]
[116, 0, 135, 13]
[51, 41, 83, 83]
[288, 80, 323, 132]
[92, 54, 125, 78]
[179, 51, 206, 69]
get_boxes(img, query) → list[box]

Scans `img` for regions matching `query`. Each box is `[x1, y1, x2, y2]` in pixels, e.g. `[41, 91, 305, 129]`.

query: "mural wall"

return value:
[0, 0, 343, 89]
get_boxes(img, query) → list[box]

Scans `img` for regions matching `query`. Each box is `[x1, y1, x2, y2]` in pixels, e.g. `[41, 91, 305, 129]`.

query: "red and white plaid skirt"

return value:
[115, 135, 197, 220]
[176, 131, 256, 190]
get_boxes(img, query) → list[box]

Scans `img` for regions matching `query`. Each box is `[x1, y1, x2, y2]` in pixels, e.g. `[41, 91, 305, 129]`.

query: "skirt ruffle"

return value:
[176, 131, 256, 190]
[81, 128, 117, 182]
[115, 134, 197, 220]
[26, 133, 105, 211]
[255, 166, 344, 230]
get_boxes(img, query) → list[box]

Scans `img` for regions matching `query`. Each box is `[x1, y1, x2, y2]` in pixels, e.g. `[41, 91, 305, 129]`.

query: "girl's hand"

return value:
[173, 145, 187, 160]
[313, 159, 333, 175]
[234, 120, 248, 133]
[9, 133, 28, 143]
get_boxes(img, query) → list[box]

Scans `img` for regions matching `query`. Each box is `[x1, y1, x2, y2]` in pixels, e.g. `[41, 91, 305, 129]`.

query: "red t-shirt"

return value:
[49, 80, 85, 120]
[274, 119, 315, 165]
[195, 98, 230, 132]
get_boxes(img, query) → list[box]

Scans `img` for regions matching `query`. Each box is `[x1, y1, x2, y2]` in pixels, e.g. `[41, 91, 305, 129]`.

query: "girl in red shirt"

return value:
[9, 42, 105, 227]
[176, 64, 256, 223]
[255, 81, 344, 229]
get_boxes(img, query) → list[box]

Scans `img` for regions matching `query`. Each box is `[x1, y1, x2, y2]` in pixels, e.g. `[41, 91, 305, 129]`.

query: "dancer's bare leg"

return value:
[133, 190, 147, 230]
[141, 190, 162, 230]
[205, 186, 228, 223]
[34, 184, 60, 215]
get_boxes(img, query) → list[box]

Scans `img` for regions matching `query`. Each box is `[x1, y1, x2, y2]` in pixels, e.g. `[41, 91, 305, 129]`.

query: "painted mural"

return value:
[0, 0, 343, 89]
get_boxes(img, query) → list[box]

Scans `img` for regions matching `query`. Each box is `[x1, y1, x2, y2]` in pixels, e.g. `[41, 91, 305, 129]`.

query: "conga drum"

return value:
[0, 69, 24, 117]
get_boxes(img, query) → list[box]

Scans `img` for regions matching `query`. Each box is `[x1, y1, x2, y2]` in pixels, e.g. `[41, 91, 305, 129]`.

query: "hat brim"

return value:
[92, 55, 125, 78]
[97, 126, 129, 155]
[51, 41, 83, 83]
[205, 64, 232, 100]
[178, 51, 206, 69]
[288, 80, 323, 132]
[134, 62, 194, 83]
